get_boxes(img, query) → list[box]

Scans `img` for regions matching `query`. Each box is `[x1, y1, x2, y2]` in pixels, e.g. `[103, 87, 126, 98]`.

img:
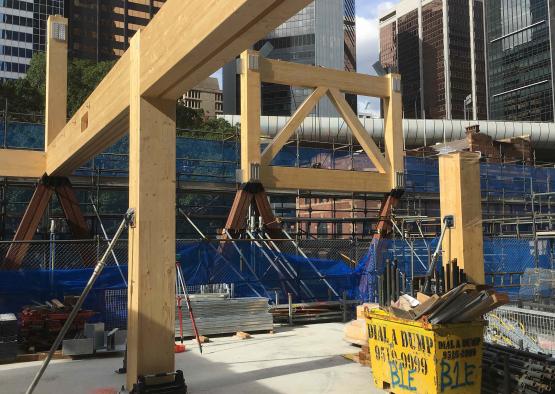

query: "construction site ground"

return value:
[0, 322, 384, 394]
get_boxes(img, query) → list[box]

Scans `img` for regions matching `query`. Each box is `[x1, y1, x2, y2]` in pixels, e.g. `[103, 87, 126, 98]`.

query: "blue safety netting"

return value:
[178, 242, 362, 302]
[0, 266, 127, 322]
[0, 236, 550, 322]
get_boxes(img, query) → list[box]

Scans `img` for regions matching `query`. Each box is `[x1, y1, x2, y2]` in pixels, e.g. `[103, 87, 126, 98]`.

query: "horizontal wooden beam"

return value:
[0, 150, 45, 178]
[259, 57, 390, 97]
[140, 0, 313, 99]
[260, 166, 391, 193]
[45, 0, 312, 176]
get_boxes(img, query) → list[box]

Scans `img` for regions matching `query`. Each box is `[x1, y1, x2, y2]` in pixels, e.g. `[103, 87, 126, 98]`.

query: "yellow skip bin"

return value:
[367, 309, 484, 394]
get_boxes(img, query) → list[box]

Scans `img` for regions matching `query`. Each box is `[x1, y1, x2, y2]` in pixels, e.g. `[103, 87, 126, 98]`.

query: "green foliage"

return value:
[0, 52, 115, 119]
[67, 58, 115, 116]
[0, 52, 237, 139]
[176, 103, 237, 140]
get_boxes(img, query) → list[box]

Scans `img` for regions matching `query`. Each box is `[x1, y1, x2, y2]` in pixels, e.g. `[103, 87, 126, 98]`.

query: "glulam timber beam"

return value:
[45, 15, 68, 147]
[0, 150, 45, 178]
[439, 152, 485, 284]
[259, 57, 391, 97]
[45, 0, 312, 176]
[260, 166, 391, 193]
[126, 31, 177, 389]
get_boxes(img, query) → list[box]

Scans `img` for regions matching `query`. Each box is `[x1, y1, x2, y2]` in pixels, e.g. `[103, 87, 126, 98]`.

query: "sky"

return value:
[211, 0, 395, 117]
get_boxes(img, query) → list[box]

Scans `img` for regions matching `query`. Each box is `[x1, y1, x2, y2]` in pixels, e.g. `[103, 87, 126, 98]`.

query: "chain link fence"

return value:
[0, 236, 552, 299]
[485, 305, 555, 356]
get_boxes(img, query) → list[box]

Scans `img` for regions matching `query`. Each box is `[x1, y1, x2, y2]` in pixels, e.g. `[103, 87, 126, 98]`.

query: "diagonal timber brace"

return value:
[2, 176, 92, 270]
[224, 182, 283, 239]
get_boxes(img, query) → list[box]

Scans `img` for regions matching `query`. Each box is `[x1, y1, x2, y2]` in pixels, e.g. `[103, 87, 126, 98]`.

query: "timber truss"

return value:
[0, 0, 404, 389]
[238, 50, 405, 193]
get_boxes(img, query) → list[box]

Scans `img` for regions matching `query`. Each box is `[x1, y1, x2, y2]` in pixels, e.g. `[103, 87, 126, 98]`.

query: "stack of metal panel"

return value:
[175, 295, 272, 337]
[0, 313, 18, 362]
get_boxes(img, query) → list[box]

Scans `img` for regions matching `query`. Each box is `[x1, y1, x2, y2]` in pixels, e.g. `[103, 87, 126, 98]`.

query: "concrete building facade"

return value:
[180, 77, 223, 119]
[0, 0, 64, 79]
[485, 0, 555, 122]
[223, 0, 356, 117]
[378, 0, 487, 120]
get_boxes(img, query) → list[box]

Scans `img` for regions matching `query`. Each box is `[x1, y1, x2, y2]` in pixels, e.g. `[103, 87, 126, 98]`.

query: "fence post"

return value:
[288, 293, 293, 326]
[342, 291, 348, 323]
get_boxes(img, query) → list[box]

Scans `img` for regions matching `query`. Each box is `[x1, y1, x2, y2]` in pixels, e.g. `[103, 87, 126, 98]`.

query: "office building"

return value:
[180, 77, 223, 118]
[0, 0, 64, 79]
[485, 0, 554, 121]
[66, 0, 166, 61]
[223, 0, 356, 116]
[378, 0, 487, 120]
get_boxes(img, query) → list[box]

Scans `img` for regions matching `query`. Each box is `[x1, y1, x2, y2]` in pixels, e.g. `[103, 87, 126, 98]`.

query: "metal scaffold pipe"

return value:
[25, 208, 135, 394]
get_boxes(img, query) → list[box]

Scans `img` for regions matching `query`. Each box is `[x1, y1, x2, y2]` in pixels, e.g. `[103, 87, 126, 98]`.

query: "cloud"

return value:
[356, 0, 396, 116]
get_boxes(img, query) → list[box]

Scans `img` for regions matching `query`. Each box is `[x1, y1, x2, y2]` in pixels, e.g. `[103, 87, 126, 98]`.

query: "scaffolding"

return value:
[1, 110, 554, 302]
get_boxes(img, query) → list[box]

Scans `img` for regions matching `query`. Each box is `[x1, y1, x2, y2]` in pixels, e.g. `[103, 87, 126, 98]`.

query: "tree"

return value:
[0, 52, 115, 120]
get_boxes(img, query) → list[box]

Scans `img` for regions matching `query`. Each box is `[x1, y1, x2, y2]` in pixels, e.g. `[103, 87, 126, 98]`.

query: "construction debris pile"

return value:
[388, 283, 510, 324]
[175, 294, 273, 337]
[483, 343, 555, 394]
[19, 297, 96, 351]
[0, 313, 18, 362]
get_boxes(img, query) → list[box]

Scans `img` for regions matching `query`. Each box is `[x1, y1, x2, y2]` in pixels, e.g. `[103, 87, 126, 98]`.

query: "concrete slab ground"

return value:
[0, 322, 385, 394]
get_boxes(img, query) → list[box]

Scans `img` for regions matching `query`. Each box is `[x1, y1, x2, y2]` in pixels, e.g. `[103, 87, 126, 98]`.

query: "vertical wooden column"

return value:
[384, 74, 405, 190]
[45, 15, 68, 148]
[240, 50, 261, 182]
[127, 31, 176, 389]
[439, 151, 485, 284]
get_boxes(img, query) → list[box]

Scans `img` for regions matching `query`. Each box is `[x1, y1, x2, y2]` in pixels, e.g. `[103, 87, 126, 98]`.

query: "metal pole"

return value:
[281, 229, 340, 297]
[89, 196, 127, 286]
[223, 228, 271, 299]
[288, 293, 293, 326]
[423, 215, 453, 294]
[178, 208, 262, 297]
[25, 208, 134, 394]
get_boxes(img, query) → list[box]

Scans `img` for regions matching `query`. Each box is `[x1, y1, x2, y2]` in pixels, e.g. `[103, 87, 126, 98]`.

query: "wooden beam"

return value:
[259, 57, 390, 97]
[0, 150, 45, 178]
[240, 50, 262, 182]
[46, 0, 312, 176]
[140, 1, 313, 99]
[383, 74, 405, 189]
[45, 15, 68, 148]
[260, 166, 391, 193]
[225, 189, 254, 232]
[55, 179, 89, 239]
[439, 152, 485, 285]
[327, 88, 390, 174]
[46, 52, 131, 176]
[55, 178, 96, 267]
[126, 32, 177, 389]
[261, 87, 328, 166]
[3, 182, 53, 270]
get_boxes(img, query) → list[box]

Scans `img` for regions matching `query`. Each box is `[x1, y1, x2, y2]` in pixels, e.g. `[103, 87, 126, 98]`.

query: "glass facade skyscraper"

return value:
[223, 0, 356, 116]
[379, 0, 487, 120]
[66, 0, 166, 62]
[0, 0, 64, 79]
[485, 0, 554, 121]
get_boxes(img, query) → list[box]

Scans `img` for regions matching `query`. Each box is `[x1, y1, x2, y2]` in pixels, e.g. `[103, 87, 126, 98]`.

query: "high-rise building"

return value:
[180, 77, 223, 119]
[223, 0, 356, 116]
[378, 0, 487, 120]
[66, 0, 166, 61]
[0, 0, 64, 79]
[485, 0, 554, 122]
